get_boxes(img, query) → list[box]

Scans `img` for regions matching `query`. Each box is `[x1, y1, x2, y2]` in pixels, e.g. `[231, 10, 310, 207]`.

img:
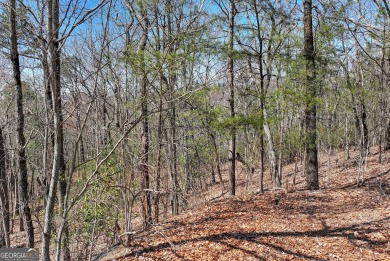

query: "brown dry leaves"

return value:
[114, 190, 389, 260]
[104, 149, 390, 260]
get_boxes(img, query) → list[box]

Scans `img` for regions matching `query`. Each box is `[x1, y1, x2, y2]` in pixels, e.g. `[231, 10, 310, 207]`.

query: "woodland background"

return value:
[0, 0, 389, 260]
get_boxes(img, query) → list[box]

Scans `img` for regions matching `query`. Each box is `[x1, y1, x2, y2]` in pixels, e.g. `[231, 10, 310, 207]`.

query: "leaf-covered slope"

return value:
[95, 148, 390, 261]
[99, 189, 389, 260]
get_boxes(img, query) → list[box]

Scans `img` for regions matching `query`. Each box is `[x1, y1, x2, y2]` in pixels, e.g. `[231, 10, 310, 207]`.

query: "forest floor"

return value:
[96, 147, 390, 261]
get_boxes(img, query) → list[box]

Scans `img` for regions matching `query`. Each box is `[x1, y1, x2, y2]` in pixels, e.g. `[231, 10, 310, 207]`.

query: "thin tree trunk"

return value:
[378, 46, 385, 162]
[263, 108, 280, 187]
[42, 50, 52, 203]
[154, 93, 163, 223]
[227, 0, 236, 196]
[252, 0, 265, 194]
[0, 126, 10, 247]
[360, 103, 368, 157]
[278, 118, 284, 188]
[345, 114, 350, 160]
[138, 3, 152, 227]
[304, 0, 319, 190]
[166, 0, 180, 214]
[42, 0, 66, 258]
[184, 133, 192, 193]
[0, 223, 5, 247]
[385, 121, 390, 150]
[9, 0, 34, 247]
[210, 132, 224, 190]
[154, 2, 163, 223]
[259, 132, 264, 193]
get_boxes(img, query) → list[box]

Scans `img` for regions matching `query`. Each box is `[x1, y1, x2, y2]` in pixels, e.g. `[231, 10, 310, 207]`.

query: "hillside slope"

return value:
[96, 148, 390, 260]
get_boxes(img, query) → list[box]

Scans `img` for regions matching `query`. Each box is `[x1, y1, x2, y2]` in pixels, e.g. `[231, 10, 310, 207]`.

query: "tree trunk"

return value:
[0, 223, 5, 248]
[360, 103, 369, 158]
[138, 2, 152, 228]
[42, 54, 52, 203]
[228, 0, 236, 196]
[166, 0, 180, 214]
[384, 120, 390, 150]
[154, 3, 163, 223]
[209, 131, 216, 184]
[55, 7, 70, 261]
[9, 0, 34, 247]
[351, 83, 368, 170]
[154, 92, 163, 223]
[304, 0, 319, 190]
[383, 5, 390, 151]
[253, 0, 264, 193]
[169, 102, 180, 214]
[263, 108, 280, 187]
[345, 114, 350, 160]
[278, 118, 284, 188]
[184, 133, 192, 193]
[0, 126, 10, 247]
[42, 0, 66, 259]
[210, 132, 224, 190]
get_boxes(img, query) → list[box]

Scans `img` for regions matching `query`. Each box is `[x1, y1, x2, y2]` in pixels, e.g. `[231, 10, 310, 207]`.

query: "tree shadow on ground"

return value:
[122, 216, 389, 260]
[340, 169, 390, 189]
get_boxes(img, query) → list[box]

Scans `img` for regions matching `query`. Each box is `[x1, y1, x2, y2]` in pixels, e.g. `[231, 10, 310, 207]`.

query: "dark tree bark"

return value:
[9, 0, 35, 247]
[228, 0, 236, 196]
[303, 0, 319, 190]
[360, 103, 369, 156]
[351, 71, 368, 163]
[0, 126, 10, 247]
[0, 224, 5, 247]
[252, 0, 265, 193]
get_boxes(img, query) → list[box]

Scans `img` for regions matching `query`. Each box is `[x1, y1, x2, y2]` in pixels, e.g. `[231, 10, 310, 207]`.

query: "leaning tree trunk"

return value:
[9, 0, 34, 247]
[0, 126, 10, 247]
[303, 0, 319, 190]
